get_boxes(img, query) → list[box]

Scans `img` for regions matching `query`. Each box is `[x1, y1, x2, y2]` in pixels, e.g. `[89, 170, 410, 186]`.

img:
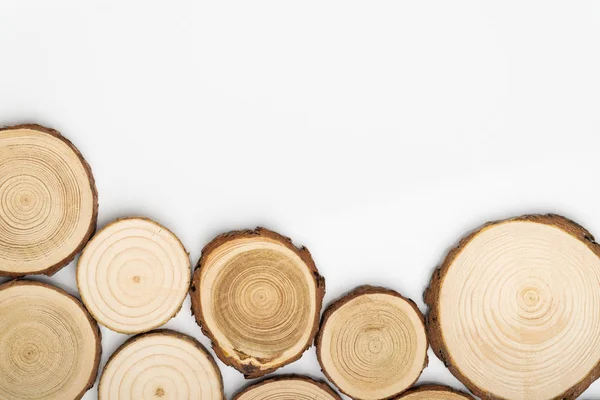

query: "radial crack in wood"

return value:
[425, 214, 600, 400]
[190, 227, 325, 378]
[233, 375, 341, 400]
[0, 124, 98, 276]
[395, 385, 474, 399]
[0, 280, 101, 399]
[316, 286, 428, 400]
[77, 217, 190, 334]
[99, 329, 224, 400]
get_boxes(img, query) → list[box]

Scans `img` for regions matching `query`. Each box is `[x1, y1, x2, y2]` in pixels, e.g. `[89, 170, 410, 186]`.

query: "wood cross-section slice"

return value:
[99, 329, 224, 400]
[316, 286, 428, 400]
[396, 385, 474, 399]
[425, 214, 600, 400]
[0, 280, 101, 399]
[233, 375, 341, 400]
[77, 217, 190, 334]
[0, 124, 97, 276]
[190, 227, 325, 378]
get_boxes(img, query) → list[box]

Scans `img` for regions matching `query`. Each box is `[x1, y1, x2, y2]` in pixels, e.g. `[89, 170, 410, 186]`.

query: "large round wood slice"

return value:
[0, 124, 97, 276]
[77, 217, 190, 333]
[0, 280, 101, 399]
[425, 214, 600, 400]
[99, 329, 224, 400]
[396, 385, 474, 400]
[190, 227, 325, 378]
[233, 375, 341, 400]
[316, 286, 428, 400]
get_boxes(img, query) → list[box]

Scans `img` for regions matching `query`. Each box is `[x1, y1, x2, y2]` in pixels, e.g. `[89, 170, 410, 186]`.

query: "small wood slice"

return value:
[233, 375, 341, 400]
[0, 280, 101, 399]
[77, 217, 190, 333]
[395, 385, 474, 400]
[425, 214, 600, 400]
[99, 329, 224, 400]
[190, 227, 325, 378]
[316, 286, 428, 400]
[0, 124, 98, 276]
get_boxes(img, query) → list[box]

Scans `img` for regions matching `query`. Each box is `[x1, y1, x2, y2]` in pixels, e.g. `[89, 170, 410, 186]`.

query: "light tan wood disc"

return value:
[0, 124, 97, 276]
[233, 375, 341, 400]
[316, 286, 428, 400]
[426, 215, 600, 400]
[77, 217, 190, 333]
[0, 280, 101, 400]
[395, 385, 474, 400]
[99, 330, 223, 400]
[190, 227, 325, 378]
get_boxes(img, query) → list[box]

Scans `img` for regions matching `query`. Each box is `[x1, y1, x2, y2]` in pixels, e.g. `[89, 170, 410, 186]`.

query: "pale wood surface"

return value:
[98, 330, 223, 400]
[0, 125, 97, 276]
[0, 280, 100, 400]
[77, 218, 190, 334]
[426, 215, 600, 400]
[233, 376, 341, 400]
[317, 286, 428, 400]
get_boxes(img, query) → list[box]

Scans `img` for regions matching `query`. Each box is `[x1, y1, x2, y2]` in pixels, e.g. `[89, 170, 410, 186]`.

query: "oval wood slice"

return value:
[316, 286, 428, 400]
[0, 124, 97, 276]
[396, 385, 474, 400]
[190, 227, 325, 378]
[0, 280, 101, 399]
[99, 329, 224, 400]
[77, 217, 190, 333]
[425, 214, 600, 400]
[233, 375, 341, 400]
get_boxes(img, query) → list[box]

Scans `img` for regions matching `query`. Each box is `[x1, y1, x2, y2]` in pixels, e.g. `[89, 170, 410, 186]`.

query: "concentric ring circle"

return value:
[99, 330, 223, 400]
[233, 375, 341, 400]
[191, 228, 325, 378]
[0, 280, 101, 400]
[316, 286, 428, 400]
[0, 124, 97, 276]
[77, 217, 190, 333]
[396, 385, 474, 400]
[426, 215, 600, 400]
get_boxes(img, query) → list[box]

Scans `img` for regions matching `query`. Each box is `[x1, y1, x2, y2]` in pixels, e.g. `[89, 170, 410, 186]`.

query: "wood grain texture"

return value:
[425, 214, 600, 400]
[190, 227, 325, 378]
[0, 124, 97, 276]
[395, 385, 474, 400]
[232, 375, 341, 400]
[0, 280, 101, 400]
[98, 329, 224, 400]
[316, 286, 428, 400]
[77, 217, 191, 334]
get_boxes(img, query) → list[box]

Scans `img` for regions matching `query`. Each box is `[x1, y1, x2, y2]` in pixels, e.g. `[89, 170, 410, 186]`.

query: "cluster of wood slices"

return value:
[1, 124, 600, 400]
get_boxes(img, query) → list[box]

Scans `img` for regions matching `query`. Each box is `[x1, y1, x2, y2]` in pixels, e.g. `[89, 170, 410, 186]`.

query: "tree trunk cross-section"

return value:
[99, 329, 224, 400]
[425, 214, 600, 400]
[0, 280, 101, 400]
[0, 124, 98, 276]
[232, 375, 341, 400]
[77, 217, 191, 334]
[396, 385, 474, 400]
[316, 286, 428, 400]
[190, 227, 325, 378]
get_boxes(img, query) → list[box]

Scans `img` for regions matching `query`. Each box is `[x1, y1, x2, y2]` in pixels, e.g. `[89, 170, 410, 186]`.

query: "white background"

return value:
[1, 1, 600, 399]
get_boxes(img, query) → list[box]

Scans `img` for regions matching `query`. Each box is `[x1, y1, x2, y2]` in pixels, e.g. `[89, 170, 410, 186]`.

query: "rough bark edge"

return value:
[232, 374, 342, 400]
[76, 216, 191, 334]
[0, 123, 99, 277]
[424, 213, 600, 400]
[0, 279, 102, 400]
[98, 328, 225, 400]
[315, 285, 429, 400]
[190, 227, 326, 378]
[395, 384, 474, 399]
